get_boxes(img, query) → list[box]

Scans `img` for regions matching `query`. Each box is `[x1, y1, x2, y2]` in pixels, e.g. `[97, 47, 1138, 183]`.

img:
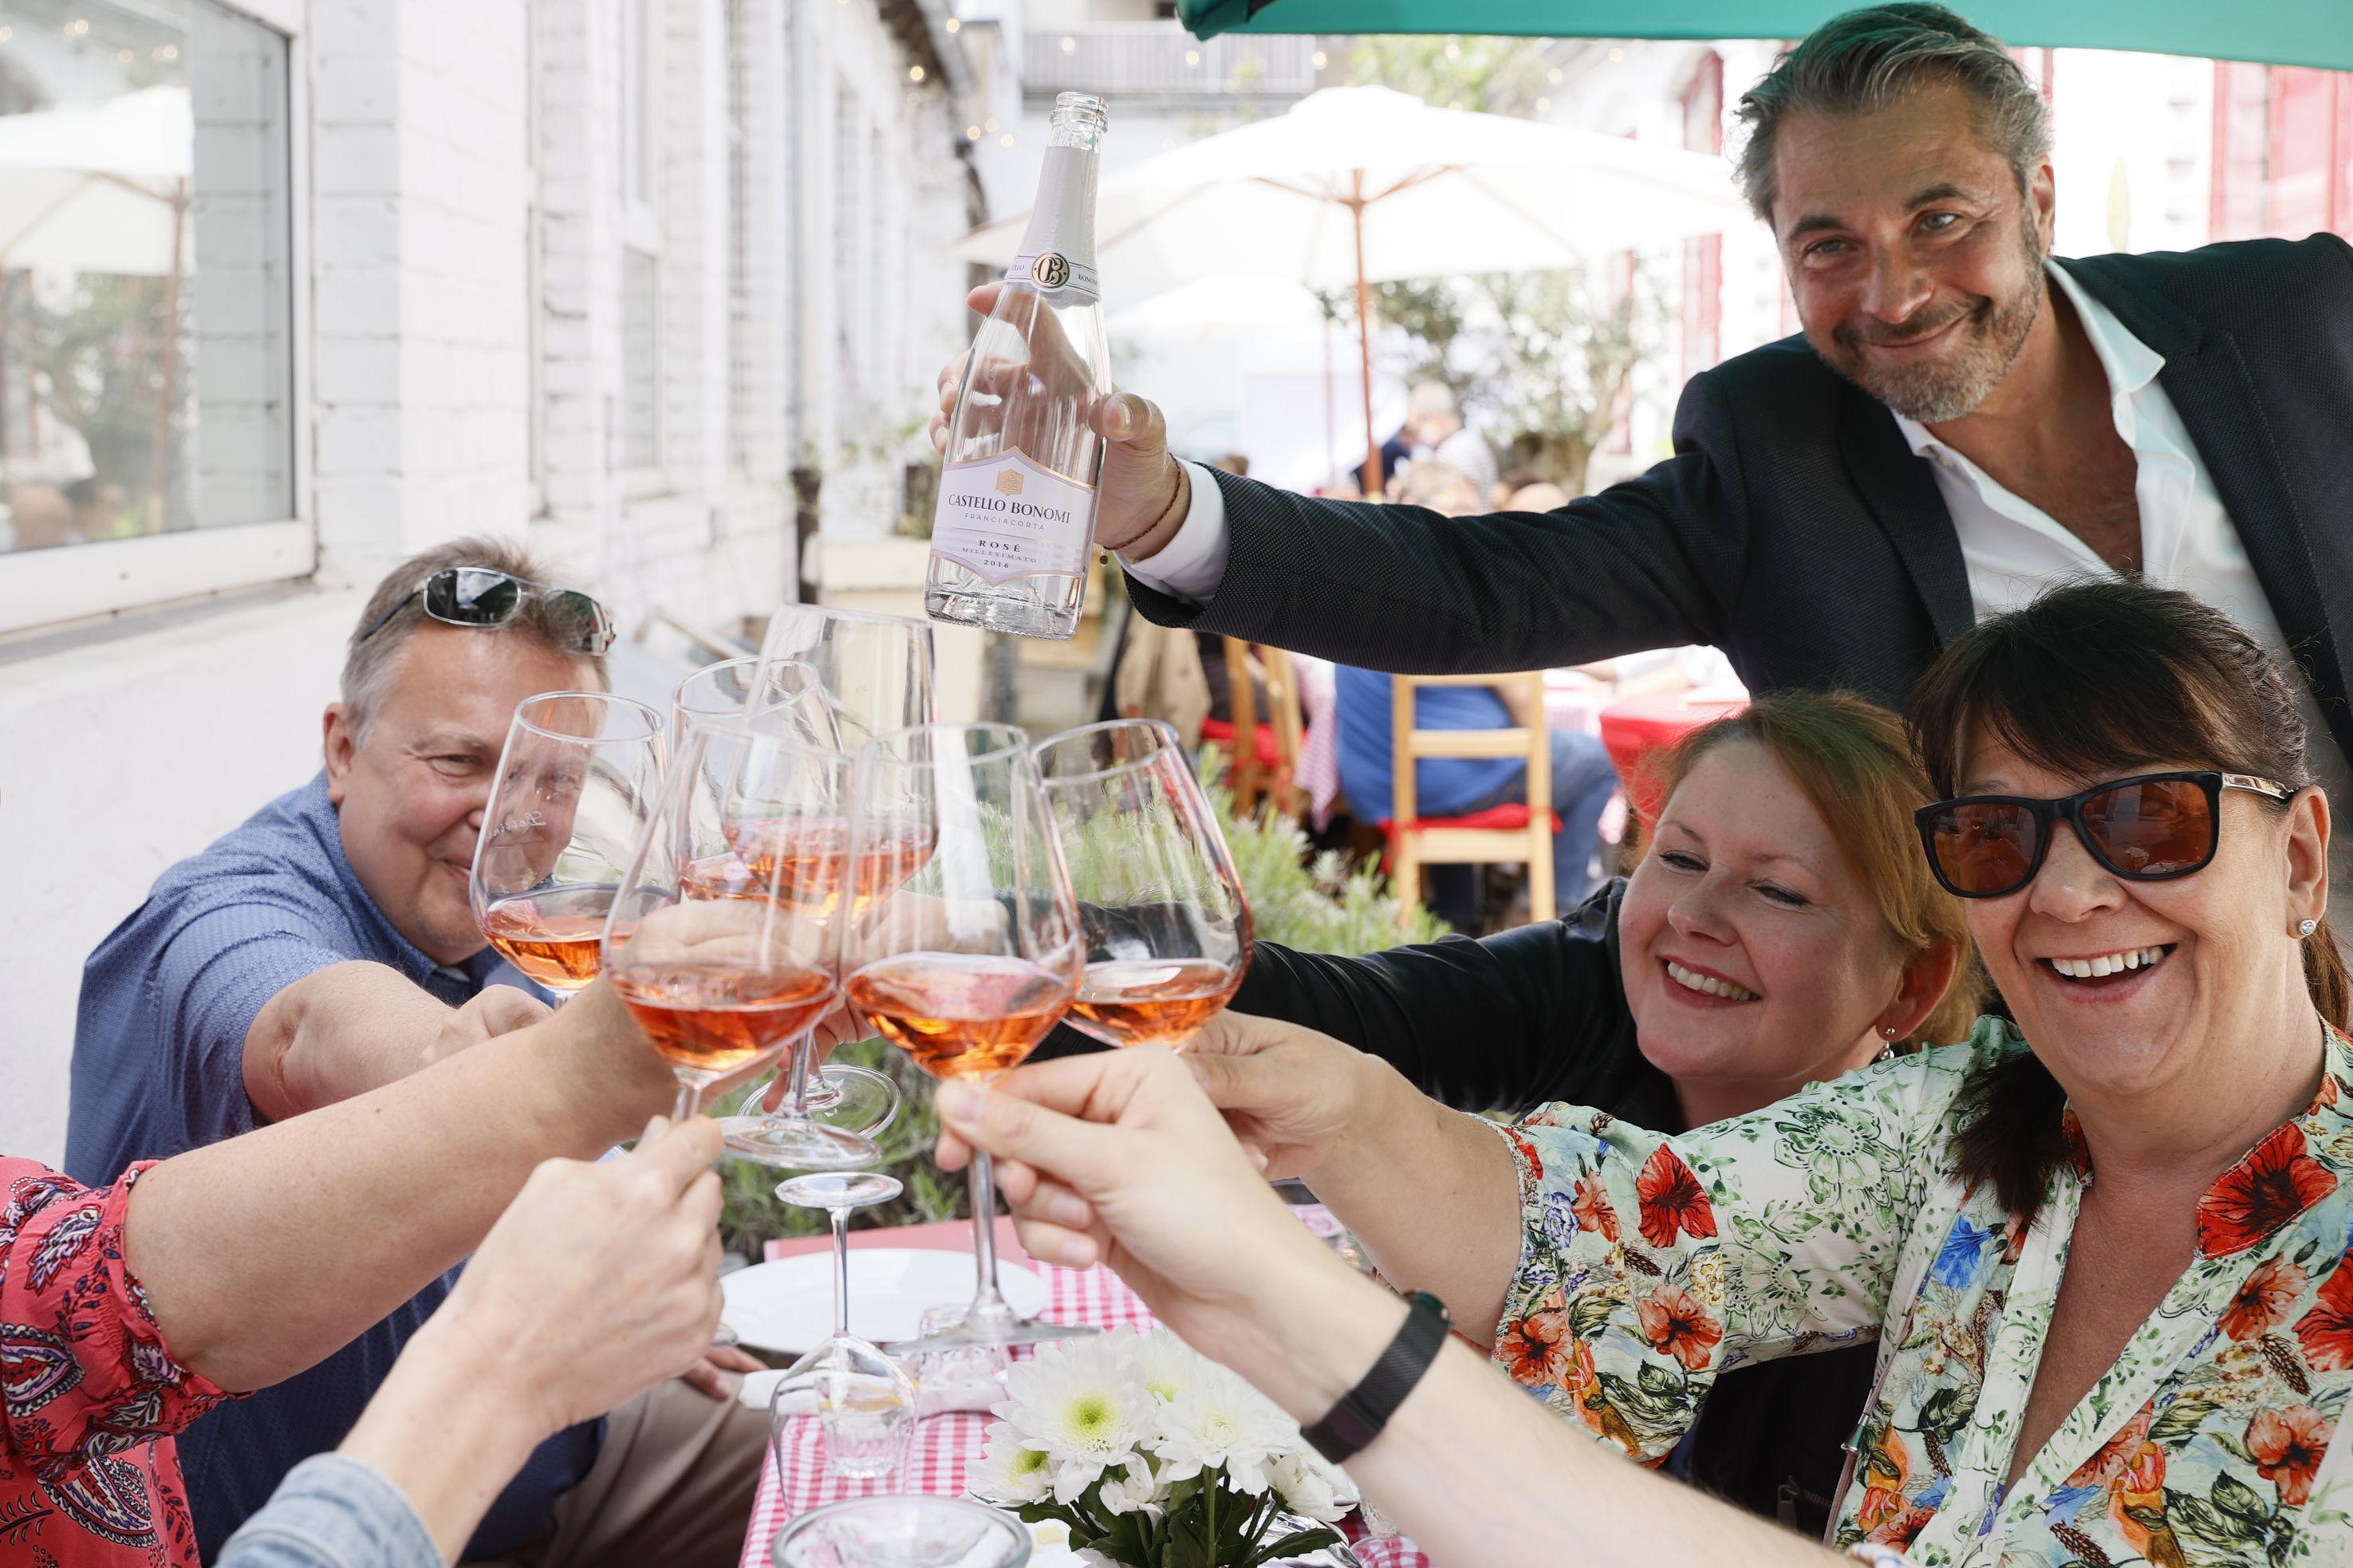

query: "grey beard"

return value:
[1870, 280, 2042, 423]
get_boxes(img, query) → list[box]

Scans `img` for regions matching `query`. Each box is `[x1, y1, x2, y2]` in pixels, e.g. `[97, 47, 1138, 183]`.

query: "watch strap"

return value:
[1303, 1291, 1450, 1464]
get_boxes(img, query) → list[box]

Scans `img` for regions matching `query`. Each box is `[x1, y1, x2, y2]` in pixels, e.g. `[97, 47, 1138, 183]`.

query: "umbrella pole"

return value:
[148, 182, 187, 532]
[1351, 174, 1379, 498]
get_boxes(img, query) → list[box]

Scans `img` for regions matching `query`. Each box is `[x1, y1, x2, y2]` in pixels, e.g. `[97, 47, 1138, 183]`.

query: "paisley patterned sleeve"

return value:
[1488, 1018, 2013, 1464]
[1, 1158, 232, 1469]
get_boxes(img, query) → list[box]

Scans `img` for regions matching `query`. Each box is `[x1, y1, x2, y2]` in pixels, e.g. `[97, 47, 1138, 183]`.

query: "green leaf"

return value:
[2123, 1503, 2173, 1529]
[1240, 1525, 1342, 1567]
[1568, 1294, 1617, 1339]
[2148, 1398, 2220, 1447]
[2213, 1471, 2274, 1532]
[1637, 1360, 1688, 1400]
[2166, 1488, 2253, 1547]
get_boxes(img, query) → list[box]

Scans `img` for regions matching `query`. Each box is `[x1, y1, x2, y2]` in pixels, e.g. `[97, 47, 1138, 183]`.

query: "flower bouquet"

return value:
[968, 1328, 1356, 1568]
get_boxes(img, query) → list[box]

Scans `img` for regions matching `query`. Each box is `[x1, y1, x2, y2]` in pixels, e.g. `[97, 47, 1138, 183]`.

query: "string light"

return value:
[1311, 49, 1326, 69]
[944, 16, 960, 32]
[1059, 35, 1074, 53]
[115, 46, 130, 60]
[1184, 48, 1200, 65]
[908, 64, 924, 81]
[155, 42, 177, 59]
[1607, 45, 1623, 61]
[1547, 67, 1563, 84]
[999, 132, 1014, 146]
[983, 116, 997, 132]
[1444, 40, 1460, 59]
[1535, 96, 1551, 112]
[966, 124, 981, 140]
[0, 26, 14, 40]
[65, 18, 89, 35]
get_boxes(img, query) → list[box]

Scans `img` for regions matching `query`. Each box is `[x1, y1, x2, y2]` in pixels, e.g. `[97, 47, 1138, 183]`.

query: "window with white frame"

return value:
[619, 0, 661, 474]
[0, 0, 298, 626]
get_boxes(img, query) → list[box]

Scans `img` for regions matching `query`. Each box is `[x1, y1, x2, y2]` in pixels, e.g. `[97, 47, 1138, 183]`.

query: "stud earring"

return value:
[1882, 1026, 1899, 1038]
[2301, 918, 2320, 938]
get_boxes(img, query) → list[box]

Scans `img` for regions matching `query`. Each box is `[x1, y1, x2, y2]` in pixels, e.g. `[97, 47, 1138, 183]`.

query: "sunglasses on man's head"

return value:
[1914, 770, 2292, 900]
[357, 568, 617, 655]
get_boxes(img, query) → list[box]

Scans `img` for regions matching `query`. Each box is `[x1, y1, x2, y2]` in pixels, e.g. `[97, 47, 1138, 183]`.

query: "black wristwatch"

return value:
[1302, 1290, 1451, 1464]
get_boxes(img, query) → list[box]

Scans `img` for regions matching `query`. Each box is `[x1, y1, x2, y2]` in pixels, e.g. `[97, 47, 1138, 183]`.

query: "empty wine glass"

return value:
[770, 1171, 917, 1479]
[769, 1495, 1030, 1568]
[1033, 719, 1253, 1050]
[671, 656, 838, 754]
[603, 726, 849, 1125]
[844, 723, 1090, 1353]
[755, 603, 936, 758]
[471, 692, 666, 995]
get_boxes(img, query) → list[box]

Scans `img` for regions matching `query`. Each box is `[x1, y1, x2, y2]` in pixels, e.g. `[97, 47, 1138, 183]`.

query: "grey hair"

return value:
[1734, 3, 2053, 223]
[341, 535, 609, 743]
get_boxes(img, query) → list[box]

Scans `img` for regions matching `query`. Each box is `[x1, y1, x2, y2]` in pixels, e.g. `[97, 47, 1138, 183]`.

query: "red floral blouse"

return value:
[1, 1158, 229, 1566]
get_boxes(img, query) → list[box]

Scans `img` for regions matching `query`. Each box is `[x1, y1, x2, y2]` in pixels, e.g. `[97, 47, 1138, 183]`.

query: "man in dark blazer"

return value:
[939, 4, 2353, 885]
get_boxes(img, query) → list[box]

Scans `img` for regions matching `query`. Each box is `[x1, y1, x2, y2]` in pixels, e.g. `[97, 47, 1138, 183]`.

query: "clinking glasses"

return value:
[357, 568, 617, 655]
[1914, 770, 2292, 900]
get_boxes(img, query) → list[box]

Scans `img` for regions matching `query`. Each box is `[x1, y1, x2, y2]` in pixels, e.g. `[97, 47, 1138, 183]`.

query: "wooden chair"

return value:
[1210, 639, 1305, 818]
[1386, 672, 1555, 931]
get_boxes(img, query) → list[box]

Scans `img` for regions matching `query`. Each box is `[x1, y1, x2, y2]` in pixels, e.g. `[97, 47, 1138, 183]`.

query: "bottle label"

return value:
[930, 449, 1098, 585]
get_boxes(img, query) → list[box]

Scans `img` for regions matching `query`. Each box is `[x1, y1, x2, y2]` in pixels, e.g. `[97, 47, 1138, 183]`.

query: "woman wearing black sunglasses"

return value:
[1146, 577, 2353, 1565]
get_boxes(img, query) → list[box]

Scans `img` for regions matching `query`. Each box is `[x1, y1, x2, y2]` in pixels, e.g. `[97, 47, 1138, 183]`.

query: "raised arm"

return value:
[930, 307, 1752, 677]
[929, 1049, 1866, 1568]
[124, 979, 700, 1393]
[1227, 884, 1672, 1115]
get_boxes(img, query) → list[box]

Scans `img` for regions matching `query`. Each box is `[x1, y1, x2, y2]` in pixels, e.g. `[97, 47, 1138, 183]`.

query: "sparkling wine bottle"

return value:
[927, 92, 1112, 642]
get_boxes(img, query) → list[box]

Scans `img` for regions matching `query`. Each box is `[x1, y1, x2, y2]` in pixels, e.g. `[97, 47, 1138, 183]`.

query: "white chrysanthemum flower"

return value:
[1096, 1456, 1165, 1517]
[1133, 1328, 1201, 1406]
[1271, 1449, 1353, 1524]
[995, 1336, 1153, 1503]
[968, 1420, 1055, 1505]
[1149, 1358, 1296, 1495]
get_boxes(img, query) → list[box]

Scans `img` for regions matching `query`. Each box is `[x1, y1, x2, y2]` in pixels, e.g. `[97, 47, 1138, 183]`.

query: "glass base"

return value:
[924, 585, 1080, 640]
[884, 1303, 1100, 1356]
[717, 1115, 881, 1170]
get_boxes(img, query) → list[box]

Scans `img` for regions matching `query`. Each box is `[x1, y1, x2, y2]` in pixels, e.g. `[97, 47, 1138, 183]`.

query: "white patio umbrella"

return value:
[0, 88, 194, 511]
[956, 85, 1746, 488]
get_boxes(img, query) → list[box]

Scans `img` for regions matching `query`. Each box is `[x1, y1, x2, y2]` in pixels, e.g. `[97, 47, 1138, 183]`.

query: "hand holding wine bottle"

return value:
[931, 304, 1188, 565]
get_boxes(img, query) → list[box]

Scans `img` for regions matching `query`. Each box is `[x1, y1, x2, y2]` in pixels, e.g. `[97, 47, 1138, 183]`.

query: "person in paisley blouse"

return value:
[1, 980, 755, 1568]
[1173, 578, 2353, 1566]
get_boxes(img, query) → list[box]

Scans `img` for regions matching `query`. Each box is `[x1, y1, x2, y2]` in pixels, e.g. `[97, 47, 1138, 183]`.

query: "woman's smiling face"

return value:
[1618, 739, 1925, 1114]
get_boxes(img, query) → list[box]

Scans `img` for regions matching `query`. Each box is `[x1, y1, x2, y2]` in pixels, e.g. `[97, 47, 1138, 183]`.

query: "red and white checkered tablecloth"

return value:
[739, 1218, 1432, 1568]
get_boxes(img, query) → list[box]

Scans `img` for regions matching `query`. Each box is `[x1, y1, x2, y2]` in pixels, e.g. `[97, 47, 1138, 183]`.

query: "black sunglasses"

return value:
[357, 568, 616, 655]
[1914, 770, 2292, 900]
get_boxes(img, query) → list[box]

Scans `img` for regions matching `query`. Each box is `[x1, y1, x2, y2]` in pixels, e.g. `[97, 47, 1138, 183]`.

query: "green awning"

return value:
[1176, 1, 2353, 73]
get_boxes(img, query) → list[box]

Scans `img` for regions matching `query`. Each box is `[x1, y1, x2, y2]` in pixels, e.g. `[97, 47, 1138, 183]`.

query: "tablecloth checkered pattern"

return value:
[739, 1223, 1433, 1568]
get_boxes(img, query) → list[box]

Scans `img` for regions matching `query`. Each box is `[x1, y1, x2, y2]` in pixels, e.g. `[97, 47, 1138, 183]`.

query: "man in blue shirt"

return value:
[69, 538, 767, 1566]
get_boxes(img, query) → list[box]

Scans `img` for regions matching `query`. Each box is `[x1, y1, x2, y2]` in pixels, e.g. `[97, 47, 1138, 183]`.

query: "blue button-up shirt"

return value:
[66, 772, 597, 1561]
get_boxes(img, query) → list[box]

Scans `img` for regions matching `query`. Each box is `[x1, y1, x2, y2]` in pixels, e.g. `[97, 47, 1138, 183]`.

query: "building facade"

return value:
[0, 0, 979, 1162]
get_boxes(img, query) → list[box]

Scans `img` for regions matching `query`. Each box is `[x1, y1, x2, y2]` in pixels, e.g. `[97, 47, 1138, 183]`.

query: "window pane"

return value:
[0, 0, 294, 555]
[622, 248, 658, 468]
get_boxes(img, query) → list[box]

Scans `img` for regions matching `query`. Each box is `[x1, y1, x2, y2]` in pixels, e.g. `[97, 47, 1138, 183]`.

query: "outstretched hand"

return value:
[1182, 1011, 1384, 1180]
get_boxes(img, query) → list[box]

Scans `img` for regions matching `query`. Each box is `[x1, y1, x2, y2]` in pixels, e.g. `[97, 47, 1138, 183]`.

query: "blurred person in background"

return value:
[1334, 462, 1618, 928]
[1396, 380, 1498, 498]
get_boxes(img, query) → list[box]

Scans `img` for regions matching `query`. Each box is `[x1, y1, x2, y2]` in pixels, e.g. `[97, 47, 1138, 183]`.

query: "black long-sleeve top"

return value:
[1042, 880, 1874, 1538]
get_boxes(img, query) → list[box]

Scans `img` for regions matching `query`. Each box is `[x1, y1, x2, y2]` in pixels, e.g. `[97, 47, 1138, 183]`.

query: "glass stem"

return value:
[970, 1148, 1011, 1310]
[786, 1032, 814, 1116]
[830, 1205, 852, 1340]
[673, 1076, 704, 1122]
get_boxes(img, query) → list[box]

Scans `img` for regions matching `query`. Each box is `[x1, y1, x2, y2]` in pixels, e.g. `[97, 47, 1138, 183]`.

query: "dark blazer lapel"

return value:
[2063, 256, 2353, 754]
[1837, 382, 1976, 648]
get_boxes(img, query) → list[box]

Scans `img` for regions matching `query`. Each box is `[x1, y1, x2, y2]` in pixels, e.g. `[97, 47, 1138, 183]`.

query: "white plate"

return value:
[722, 1248, 1051, 1353]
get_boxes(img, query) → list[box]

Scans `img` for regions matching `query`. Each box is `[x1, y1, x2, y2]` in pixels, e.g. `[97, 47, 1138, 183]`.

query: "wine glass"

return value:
[843, 723, 1090, 1353]
[671, 656, 838, 754]
[719, 605, 939, 1165]
[755, 603, 936, 758]
[771, 1171, 918, 1479]
[603, 725, 850, 1126]
[471, 692, 666, 996]
[769, 1496, 1031, 1568]
[1032, 719, 1254, 1050]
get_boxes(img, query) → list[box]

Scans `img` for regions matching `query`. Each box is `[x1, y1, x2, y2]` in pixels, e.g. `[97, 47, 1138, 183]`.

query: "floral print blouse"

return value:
[1, 1158, 229, 1566]
[1494, 1016, 2353, 1567]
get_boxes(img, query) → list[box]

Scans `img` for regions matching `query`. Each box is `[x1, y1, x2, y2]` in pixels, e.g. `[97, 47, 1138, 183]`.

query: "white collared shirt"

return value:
[1129, 263, 2353, 891]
